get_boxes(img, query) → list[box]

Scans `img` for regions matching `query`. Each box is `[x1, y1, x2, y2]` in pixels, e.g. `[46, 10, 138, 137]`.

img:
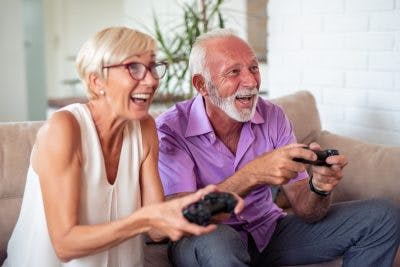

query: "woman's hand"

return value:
[145, 185, 244, 241]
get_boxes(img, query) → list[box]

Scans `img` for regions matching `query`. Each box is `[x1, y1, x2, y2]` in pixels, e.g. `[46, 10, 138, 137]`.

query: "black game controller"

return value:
[293, 147, 339, 167]
[182, 192, 237, 226]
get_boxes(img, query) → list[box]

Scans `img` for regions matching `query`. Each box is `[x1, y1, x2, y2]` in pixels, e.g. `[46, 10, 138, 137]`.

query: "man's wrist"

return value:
[309, 176, 330, 197]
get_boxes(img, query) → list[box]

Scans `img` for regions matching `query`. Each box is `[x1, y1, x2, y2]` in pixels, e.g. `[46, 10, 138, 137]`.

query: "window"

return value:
[247, 0, 268, 62]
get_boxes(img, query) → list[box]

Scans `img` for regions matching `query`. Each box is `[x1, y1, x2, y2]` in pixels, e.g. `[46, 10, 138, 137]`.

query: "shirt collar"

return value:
[185, 95, 213, 137]
[185, 94, 265, 137]
[251, 99, 265, 124]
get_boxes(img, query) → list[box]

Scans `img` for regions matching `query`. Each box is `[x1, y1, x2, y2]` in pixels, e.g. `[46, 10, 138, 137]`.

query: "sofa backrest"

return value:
[0, 121, 44, 262]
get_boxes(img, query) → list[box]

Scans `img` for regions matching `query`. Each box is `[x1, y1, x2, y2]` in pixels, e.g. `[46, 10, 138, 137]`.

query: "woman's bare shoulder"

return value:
[34, 110, 82, 165]
[139, 115, 158, 156]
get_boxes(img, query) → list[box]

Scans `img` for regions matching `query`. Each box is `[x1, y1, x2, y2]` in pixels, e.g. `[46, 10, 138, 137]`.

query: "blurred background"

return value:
[1, 0, 399, 146]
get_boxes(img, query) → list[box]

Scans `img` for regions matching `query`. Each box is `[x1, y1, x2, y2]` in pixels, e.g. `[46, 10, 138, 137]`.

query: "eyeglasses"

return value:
[103, 61, 168, 80]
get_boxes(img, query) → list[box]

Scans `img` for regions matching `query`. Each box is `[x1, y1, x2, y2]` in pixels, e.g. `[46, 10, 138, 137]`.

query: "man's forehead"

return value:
[205, 35, 247, 47]
[205, 42, 257, 67]
[205, 37, 255, 58]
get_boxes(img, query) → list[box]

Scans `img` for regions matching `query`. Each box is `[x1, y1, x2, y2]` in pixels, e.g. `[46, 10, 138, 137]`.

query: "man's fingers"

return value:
[286, 143, 307, 149]
[326, 155, 348, 167]
[309, 142, 322, 151]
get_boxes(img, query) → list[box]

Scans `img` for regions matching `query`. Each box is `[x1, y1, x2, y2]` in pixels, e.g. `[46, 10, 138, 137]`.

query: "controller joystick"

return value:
[293, 147, 339, 167]
[182, 192, 237, 226]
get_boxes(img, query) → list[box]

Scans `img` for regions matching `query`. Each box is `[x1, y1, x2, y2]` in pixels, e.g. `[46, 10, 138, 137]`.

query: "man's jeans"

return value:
[169, 199, 400, 267]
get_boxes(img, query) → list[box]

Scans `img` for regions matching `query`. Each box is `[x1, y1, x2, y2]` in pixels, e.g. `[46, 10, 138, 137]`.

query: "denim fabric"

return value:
[170, 199, 400, 267]
[169, 224, 250, 267]
[250, 199, 400, 267]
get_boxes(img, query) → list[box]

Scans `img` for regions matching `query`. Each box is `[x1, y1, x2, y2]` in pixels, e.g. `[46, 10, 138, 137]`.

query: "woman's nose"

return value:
[141, 69, 159, 87]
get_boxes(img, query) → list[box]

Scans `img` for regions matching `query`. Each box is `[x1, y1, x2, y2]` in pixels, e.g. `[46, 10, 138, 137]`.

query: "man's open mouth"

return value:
[235, 94, 255, 104]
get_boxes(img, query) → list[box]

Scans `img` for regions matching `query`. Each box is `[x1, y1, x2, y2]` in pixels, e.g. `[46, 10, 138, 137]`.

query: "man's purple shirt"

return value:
[156, 95, 307, 251]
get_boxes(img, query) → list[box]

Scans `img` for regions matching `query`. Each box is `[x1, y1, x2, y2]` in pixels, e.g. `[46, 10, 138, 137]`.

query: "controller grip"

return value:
[293, 148, 339, 167]
[182, 192, 237, 226]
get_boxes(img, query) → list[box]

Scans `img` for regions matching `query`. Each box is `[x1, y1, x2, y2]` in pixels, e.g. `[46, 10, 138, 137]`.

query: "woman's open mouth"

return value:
[130, 92, 151, 103]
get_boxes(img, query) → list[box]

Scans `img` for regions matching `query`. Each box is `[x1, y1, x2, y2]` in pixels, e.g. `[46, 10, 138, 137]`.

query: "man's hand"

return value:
[308, 142, 348, 193]
[244, 143, 317, 186]
[221, 143, 318, 196]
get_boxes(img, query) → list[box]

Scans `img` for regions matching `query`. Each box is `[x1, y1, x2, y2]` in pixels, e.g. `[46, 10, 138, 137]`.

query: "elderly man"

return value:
[156, 29, 400, 267]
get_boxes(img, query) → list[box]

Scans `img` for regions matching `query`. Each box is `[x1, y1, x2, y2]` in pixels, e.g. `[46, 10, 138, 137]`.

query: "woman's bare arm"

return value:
[33, 112, 216, 261]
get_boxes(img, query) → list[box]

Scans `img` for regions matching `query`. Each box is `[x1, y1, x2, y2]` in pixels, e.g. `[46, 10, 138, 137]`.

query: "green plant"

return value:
[152, 0, 225, 101]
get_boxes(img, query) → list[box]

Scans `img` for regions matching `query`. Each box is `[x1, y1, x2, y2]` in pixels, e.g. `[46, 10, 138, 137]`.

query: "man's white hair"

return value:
[189, 28, 238, 81]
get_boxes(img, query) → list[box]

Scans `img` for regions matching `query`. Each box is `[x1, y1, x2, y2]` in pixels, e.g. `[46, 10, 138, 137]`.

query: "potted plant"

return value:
[151, 0, 226, 104]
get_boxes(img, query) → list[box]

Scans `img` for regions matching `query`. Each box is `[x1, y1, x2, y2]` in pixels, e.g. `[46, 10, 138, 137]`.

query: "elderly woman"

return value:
[3, 27, 242, 267]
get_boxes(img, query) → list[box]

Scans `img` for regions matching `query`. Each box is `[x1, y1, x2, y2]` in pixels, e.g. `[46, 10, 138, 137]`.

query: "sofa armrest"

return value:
[316, 131, 400, 205]
[0, 121, 44, 263]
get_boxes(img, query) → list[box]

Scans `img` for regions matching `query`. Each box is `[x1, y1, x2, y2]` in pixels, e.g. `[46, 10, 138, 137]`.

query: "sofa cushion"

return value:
[0, 121, 43, 258]
[317, 130, 400, 205]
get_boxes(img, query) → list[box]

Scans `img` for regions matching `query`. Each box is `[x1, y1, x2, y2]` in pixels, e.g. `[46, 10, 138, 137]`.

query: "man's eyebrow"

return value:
[223, 63, 243, 73]
[250, 57, 259, 64]
[227, 63, 242, 68]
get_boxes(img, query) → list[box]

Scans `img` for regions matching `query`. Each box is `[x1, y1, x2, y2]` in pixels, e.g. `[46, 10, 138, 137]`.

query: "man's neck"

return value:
[206, 103, 243, 154]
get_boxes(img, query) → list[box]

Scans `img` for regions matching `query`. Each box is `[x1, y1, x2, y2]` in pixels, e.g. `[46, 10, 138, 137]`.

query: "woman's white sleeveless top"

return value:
[4, 104, 144, 267]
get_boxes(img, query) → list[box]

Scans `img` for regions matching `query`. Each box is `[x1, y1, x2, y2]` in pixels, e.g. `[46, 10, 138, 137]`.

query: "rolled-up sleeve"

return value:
[157, 125, 197, 195]
[274, 105, 308, 183]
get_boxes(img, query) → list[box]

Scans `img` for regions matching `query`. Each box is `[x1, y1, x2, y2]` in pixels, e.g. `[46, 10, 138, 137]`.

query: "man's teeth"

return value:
[236, 95, 253, 100]
[131, 93, 150, 100]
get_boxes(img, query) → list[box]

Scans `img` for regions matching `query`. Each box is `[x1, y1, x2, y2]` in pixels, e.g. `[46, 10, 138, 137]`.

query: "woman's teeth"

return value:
[131, 93, 150, 102]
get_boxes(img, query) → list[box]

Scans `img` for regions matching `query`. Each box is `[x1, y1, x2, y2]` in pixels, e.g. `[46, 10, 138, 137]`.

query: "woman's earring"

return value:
[99, 90, 105, 96]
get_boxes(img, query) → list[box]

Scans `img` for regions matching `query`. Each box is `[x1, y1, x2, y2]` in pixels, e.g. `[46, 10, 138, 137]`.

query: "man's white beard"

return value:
[207, 82, 259, 122]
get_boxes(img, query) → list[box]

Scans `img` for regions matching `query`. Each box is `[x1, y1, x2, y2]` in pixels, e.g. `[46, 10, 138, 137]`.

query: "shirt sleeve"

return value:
[274, 105, 308, 183]
[274, 106, 297, 148]
[157, 124, 198, 196]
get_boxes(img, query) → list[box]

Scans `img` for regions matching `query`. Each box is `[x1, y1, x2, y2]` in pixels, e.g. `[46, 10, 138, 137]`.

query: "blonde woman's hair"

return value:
[76, 26, 156, 99]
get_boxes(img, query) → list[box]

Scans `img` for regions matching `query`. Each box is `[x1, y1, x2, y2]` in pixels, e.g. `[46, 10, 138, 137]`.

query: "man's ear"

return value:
[192, 74, 208, 96]
[88, 73, 105, 94]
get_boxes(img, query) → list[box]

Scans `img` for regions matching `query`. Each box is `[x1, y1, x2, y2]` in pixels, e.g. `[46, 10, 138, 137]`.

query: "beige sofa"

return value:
[1, 90, 399, 266]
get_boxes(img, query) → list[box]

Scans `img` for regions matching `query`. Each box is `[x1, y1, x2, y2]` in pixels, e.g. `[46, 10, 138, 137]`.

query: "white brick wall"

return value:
[266, 0, 400, 146]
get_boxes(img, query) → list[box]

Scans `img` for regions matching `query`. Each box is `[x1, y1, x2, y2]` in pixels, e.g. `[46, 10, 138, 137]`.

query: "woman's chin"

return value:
[127, 106, 151, 120]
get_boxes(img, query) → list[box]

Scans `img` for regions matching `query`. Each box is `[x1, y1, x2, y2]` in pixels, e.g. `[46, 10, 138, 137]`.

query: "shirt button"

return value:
[239, 215, 245, 220]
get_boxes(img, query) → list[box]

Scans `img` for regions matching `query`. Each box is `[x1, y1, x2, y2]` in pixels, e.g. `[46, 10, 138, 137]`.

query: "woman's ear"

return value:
[88, 73, 106, 96]
[192, 74, 208, 96]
